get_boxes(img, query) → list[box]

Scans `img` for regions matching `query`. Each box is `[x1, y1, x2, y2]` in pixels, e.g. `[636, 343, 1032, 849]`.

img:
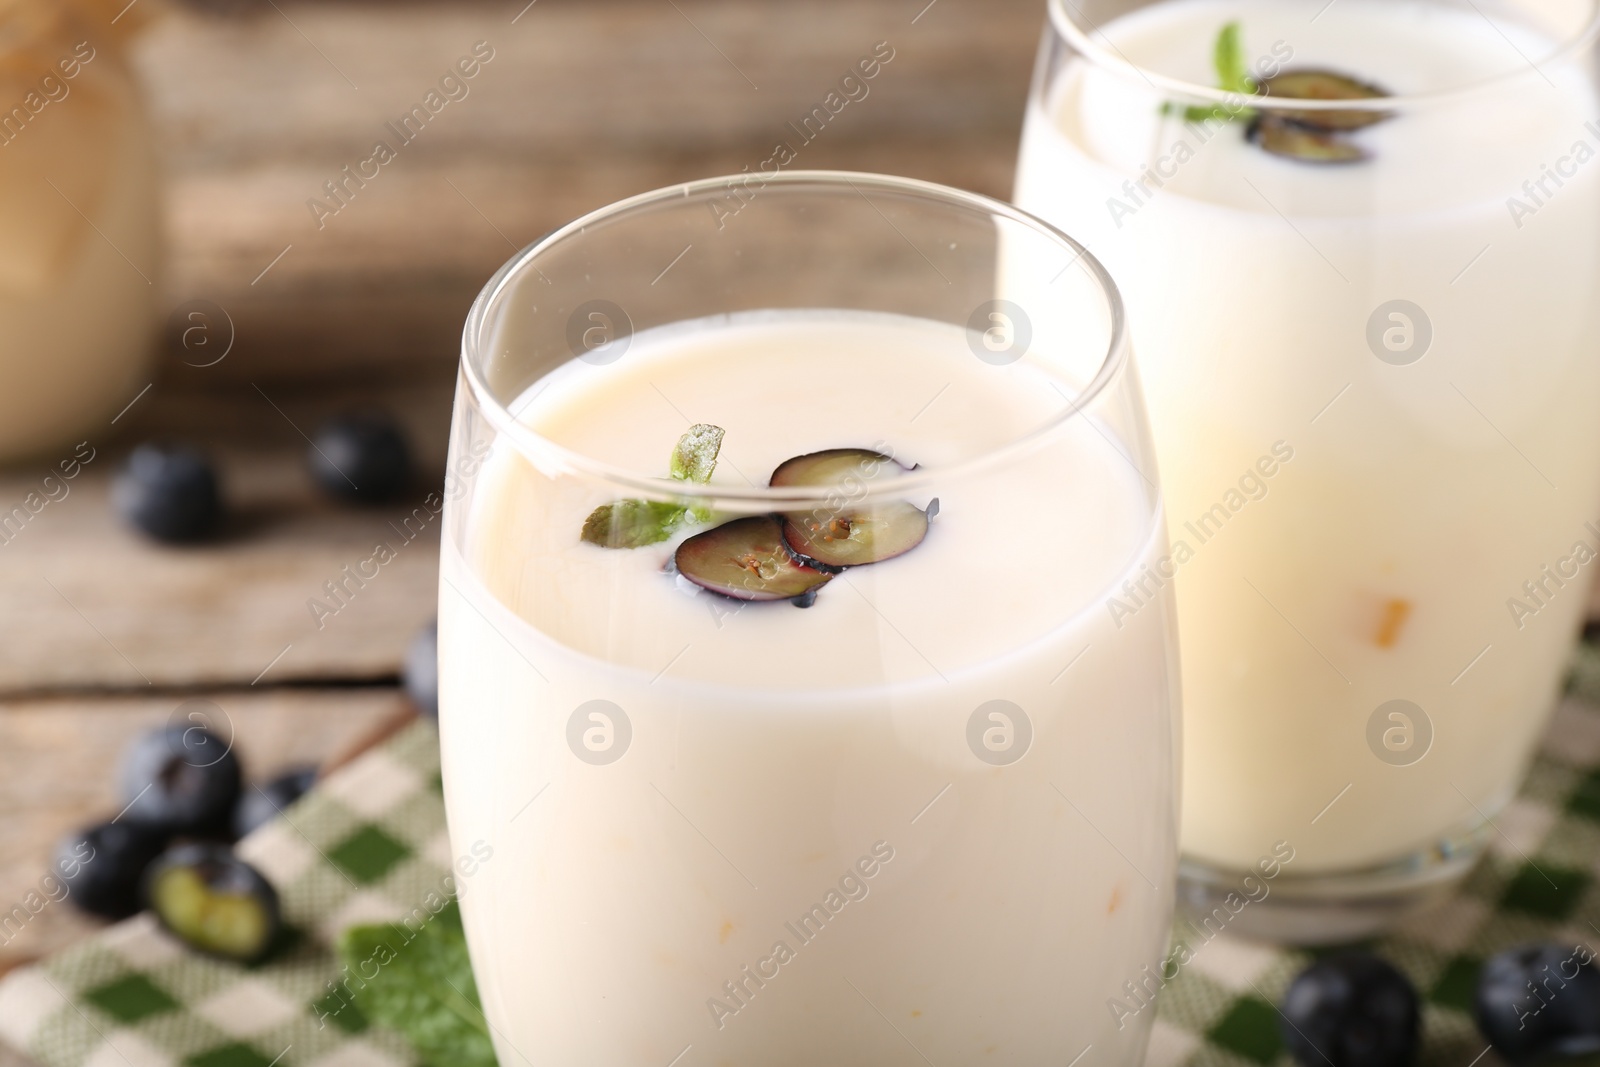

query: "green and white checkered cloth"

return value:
[7, 662, 1600, 1067]
[1141, 682, 1600, 1067]
[0, 723, 447, 1067]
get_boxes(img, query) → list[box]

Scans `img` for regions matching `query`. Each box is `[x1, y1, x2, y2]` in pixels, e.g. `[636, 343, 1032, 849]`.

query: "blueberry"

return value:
[309, 411, 412, 503]
[1476, 943, 1600, 1062]
[54, 821, 168, 919]
[117, 723, 242, 837]
[675, 516, 834, 602]
[1279, 951, 1419, 1067]
[112, 443, 221, 542]
[769, 448, 931, 568]
[232, 766, 318, 839]
[404, 618, 438, 719]
[143, 843, 280, 963]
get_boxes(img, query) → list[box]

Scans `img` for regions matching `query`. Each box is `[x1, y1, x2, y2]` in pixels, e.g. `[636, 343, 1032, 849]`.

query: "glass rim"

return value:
[459, 169, 1132, 507]
[1046, 0, 1600, 113]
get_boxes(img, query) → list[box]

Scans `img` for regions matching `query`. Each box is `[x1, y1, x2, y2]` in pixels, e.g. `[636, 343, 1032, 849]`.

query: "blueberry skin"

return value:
[1476, 943, 1600, 1062]
[404, 618, 438, 719]
[117, 725, 242, 837]
[232, 766, 318, 839]
[1279, 952, 1419, 1067]
[142, 842, 281, 963]
[309, 412, 412, 503]
[112, 443, 221, 542]
[54, 821, 169, 919]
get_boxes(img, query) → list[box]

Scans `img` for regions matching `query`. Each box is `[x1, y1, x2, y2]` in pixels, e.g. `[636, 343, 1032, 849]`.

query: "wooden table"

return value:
[0, 2, 1049, 1052]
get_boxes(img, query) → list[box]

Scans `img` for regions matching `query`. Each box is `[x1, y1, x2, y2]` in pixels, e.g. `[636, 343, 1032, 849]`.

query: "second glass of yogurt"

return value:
[439, 173, 1181, 1063]
[1015, 0, 1600, 939]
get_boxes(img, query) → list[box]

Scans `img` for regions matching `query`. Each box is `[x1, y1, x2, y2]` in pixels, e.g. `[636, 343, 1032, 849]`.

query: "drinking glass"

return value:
[438, 172, 1180, 1063]
[1016, 0, 1600, 940]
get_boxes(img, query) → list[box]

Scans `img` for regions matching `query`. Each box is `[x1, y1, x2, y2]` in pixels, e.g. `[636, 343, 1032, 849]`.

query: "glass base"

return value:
[1176, 821, 1492, 945]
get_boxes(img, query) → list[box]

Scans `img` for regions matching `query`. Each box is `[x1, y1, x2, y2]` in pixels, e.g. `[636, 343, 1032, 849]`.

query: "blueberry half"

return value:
[232, 766, 318, 839]
[769, 448, 931, 568]
[117, 724, 242, 837]
[112, 443, 222, 543]
[144, 843, 280, 963]
[675, 515, 833, 602]
[1279, 951, 1419, 1067]
[310, 411, 413, 503]
[1259, 69, 1390, 131]
[1476, 943, 1600, 1063]
[55, 821, 169, 919]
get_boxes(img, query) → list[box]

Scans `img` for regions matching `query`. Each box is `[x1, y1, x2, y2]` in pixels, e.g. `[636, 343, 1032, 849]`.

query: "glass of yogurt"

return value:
[1015, 0, 1600, 940]
[439, 172, 1181, 1063]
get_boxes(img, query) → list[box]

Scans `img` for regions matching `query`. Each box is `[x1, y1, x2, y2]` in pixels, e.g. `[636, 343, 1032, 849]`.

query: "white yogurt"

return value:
[1014, 0, 1600, 874]
[439, 310, 1181, 1063]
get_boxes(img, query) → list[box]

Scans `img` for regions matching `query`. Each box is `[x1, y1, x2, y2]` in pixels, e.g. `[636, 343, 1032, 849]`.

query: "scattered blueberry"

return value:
[1476, 943, 1600, 1062]
[232, 766, 318, 839]
[117, 725, 242, 837]
[1279, 951, 1419, 1067]
[144, 843, 280, 963]
[112, 443, 222, 542]
[404, 618, 438, 719]
[54, 821, 168, 919]
[310, 411, 413, 503]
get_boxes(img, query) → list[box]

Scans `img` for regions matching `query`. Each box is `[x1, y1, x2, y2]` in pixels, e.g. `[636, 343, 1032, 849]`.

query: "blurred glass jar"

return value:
[0, 0, 160, 463]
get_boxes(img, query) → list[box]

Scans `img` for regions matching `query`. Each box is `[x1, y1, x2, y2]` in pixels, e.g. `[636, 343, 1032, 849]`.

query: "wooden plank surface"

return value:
[0, 378, 450, 692]
[138, 0, 1040, 384]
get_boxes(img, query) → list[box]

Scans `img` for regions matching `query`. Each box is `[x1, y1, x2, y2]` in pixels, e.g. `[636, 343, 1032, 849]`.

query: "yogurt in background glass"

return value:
[1014, 0, 1600, 939]
[439, 174, 1182, 1063]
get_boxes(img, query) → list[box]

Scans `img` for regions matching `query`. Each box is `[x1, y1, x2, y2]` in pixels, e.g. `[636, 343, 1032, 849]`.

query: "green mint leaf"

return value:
[1214, 21, 1256, 96]
[670, 423, 724, 484]
[580, 499, 688, 548]
[336, 901, 499, 1067]
[581, 424, 725, 548]
[1164, 21, 1257, 124]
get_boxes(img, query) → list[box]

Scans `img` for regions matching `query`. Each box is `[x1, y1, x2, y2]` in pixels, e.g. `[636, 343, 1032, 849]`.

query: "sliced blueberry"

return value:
[675, 515, 833, 602]
[782, 502, 929, 569]
[1251, 115, 1369, 163]
[1279, 951, 1418, 1067]
[54, 821, 169, 919]
[1261, 69, 1389, 130]
[1476, 943, 1600, 1062]
[769, 448, 931, 568]
[310, 411, 413, 503]
[112, 443, 222, 543]
[144, 843, 281, 963]
[117, 724, 242, 837]
[404, 618, 438, 719]
[769, 448, 913, 488]
[232, 766, 318, 839]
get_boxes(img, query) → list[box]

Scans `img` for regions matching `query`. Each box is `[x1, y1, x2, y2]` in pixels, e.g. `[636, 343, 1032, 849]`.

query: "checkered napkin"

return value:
[0, 723, 448, 1067]
[1143, 663, 1600, 1067]
[8, 665, 1600, 1067]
